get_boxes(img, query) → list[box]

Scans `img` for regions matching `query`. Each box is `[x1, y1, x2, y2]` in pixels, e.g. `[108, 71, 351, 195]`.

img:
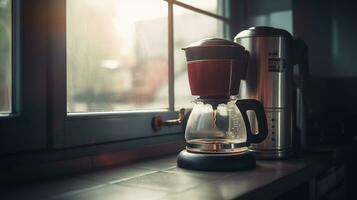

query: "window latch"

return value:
[151, 108, 186, 131]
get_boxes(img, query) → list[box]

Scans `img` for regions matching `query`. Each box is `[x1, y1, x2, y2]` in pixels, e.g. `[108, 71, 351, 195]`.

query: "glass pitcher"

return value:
[185, 97, 268, 154]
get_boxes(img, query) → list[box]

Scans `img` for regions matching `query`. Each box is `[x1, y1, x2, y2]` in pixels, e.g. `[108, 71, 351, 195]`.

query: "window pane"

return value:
[67, 0, 168, 113]
[0, 0, 12, 114]
[174, 5, 224, 108]
[178, 0, 223, 15]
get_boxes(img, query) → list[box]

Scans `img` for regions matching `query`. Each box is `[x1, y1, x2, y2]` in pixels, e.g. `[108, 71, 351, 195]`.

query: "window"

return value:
[51, 0, 232, 148]
[66, 0, 230, 113]
[1, 0, 232, 153]
[67, 0, 169, 112]
[0, 0, 12, 114]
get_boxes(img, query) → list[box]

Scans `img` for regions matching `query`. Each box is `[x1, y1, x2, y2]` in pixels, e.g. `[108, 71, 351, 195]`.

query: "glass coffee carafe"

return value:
[185, 97, 267, 154]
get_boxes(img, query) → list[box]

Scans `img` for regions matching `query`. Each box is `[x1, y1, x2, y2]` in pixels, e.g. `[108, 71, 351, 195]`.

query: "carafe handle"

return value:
[236, 99, 268, 144]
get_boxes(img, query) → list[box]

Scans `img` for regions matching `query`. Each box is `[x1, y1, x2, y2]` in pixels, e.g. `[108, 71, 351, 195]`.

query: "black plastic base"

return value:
[177, 150, 256, 171]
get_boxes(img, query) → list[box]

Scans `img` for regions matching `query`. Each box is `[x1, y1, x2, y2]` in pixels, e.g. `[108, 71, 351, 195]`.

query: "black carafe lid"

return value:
[182, 38, 247, 61]
[235, 26, 293, 40]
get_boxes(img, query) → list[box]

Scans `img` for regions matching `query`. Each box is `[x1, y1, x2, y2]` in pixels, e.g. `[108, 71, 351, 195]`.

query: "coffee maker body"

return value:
[177, 38, 268, 171]
[235, 27, 294, 159]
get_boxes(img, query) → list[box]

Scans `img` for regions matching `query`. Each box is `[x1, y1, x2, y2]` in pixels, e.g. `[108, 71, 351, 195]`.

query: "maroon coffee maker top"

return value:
[182, 38, 249, 98]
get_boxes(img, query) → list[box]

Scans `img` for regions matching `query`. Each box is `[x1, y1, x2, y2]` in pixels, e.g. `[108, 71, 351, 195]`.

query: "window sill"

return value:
[1, 152, 338, 200]
[0, 134, 185, 184]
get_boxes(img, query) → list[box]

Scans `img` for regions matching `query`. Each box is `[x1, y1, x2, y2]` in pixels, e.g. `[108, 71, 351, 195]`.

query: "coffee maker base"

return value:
[248, 148, 293, 160]
[177, 150, 256, 171]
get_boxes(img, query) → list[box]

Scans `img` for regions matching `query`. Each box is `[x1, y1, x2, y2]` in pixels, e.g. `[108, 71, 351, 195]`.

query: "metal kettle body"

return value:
[234, 27, 294, 159]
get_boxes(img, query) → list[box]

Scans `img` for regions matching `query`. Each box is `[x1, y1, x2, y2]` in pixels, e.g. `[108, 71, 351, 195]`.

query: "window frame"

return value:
[0, 0, 48, 154]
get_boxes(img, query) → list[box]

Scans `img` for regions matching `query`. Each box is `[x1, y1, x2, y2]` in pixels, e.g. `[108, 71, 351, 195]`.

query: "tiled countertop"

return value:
[1, 154, 329, 200]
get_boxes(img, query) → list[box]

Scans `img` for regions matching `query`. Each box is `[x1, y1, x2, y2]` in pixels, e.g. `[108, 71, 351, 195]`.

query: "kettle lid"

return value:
[235, 26, 293, 40]
[182, 38, 247, 61]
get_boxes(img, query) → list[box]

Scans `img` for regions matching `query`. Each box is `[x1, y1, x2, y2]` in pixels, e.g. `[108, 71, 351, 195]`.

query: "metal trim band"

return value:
[186, 142, 248, 154]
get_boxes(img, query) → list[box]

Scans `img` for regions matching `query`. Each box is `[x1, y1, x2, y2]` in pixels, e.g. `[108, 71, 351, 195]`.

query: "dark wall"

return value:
[233, 0, 357, 145]
[329, 0, 357, 77]
[296, 2, 357, 197]
[294, 0, 357, 77]
[235, 0, 357, 77]
[293, 0, 357, 146]
[230, 0, 292, 40]
[243, 0, 292, 33]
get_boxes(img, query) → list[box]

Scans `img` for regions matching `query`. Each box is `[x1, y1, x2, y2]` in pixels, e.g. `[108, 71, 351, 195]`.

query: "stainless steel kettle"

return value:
[234, 26, 309, 159]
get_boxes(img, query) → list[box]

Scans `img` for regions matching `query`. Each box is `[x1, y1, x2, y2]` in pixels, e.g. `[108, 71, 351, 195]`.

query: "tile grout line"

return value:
[109, 171, 159, 185]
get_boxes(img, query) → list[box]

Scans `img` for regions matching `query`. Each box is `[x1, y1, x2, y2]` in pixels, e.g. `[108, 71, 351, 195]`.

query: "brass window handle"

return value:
[151, 108, 186, 131]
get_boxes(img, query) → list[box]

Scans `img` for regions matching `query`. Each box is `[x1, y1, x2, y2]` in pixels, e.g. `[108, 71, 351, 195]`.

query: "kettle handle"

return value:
[293, 39, 310, 148]
[236, 99, 268, 144]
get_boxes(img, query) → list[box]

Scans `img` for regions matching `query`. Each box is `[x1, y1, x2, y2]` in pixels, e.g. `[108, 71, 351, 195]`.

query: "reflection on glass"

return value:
[0, 0, 12, 114]
[174, 5, 224, 108]
[67, 0, 168, 112]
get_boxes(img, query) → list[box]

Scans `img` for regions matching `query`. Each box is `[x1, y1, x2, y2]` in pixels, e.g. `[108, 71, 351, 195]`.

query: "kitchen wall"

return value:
[241, 0, 293, 34]
[293, 0, 357, 145]
[235, 0, 357, 77]
[229, 0, 292, 41]
[232, 0, 357, 145]
[294, 0, 357, 77]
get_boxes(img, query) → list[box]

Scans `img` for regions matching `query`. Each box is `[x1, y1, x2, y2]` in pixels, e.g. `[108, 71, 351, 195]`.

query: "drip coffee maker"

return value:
[177, 38, 268, 171]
